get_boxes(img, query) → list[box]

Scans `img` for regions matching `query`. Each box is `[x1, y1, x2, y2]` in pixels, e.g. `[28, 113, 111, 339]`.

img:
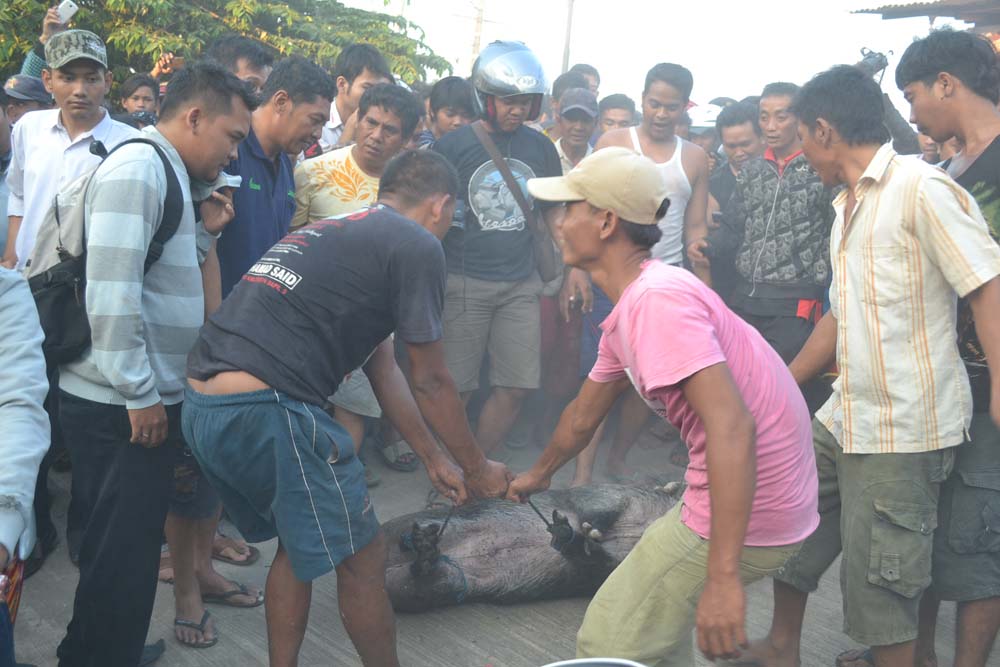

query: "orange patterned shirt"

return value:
[292, 145, 379, 228]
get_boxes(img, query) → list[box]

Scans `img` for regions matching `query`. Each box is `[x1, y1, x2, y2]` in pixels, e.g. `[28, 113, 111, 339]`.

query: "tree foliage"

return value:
[0, 0, 451, 84]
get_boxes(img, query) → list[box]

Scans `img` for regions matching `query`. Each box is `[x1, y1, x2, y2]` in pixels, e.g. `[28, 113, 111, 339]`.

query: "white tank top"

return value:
[629, 126, 692, 264]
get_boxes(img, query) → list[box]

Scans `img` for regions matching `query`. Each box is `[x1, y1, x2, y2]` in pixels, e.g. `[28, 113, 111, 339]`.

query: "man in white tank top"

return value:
[563, 63, 709, 484]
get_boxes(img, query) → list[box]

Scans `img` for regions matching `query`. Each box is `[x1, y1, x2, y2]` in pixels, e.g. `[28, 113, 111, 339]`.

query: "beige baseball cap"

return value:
[527, 147, 669, 225]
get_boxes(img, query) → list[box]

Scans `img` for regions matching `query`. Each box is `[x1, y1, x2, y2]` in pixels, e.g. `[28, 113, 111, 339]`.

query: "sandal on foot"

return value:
[373, 435, 419, 472]
[202, 581, 264, 608]
[835, 648, 874, 667]
[174, 611, 217, 649]
[139, 639, 167, 665]
[212, 537, 260, 566]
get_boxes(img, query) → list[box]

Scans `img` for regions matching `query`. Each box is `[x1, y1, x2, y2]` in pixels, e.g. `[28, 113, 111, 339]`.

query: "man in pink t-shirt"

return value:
[507, 146, 819, 666]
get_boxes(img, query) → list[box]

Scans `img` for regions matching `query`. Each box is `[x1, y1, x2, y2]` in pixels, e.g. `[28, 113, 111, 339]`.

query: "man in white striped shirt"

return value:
[742, 65, 1000, 667]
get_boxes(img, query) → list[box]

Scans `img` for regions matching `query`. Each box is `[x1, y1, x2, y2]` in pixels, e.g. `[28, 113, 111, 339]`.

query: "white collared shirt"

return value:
[816, 143, 1000, 454]
[6, 108, 139, 269]
[317, 100, 345, 154]
[554, 137, 593, 175]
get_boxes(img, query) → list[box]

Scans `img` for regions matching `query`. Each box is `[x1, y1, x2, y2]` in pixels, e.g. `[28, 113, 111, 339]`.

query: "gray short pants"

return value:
[932, 412, 1000, 601]
[776, 420, 955, 646]
[442, 272, 542, 393]
[329, 369, 381, 419]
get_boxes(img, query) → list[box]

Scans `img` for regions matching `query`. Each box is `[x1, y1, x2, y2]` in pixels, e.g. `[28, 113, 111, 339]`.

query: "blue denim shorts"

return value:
[182, 387, 379, 581]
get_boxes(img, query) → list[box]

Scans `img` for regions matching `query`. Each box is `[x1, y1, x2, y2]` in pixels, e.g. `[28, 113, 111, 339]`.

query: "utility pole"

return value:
[472, 0, 486, 61]
[561, 0, 575, 72]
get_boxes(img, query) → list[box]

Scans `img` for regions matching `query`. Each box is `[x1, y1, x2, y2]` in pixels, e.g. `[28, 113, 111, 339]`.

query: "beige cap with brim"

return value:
[527, 146, 669, 225]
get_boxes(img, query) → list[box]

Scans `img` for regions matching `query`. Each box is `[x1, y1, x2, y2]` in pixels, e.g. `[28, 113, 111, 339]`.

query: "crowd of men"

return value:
[1, 7, 999, 667]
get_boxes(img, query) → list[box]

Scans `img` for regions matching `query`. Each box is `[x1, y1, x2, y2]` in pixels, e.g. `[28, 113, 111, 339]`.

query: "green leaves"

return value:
[0, 0, 450, 89]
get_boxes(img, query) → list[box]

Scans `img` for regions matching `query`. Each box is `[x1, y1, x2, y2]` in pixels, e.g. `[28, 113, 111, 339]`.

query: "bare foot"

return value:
[158, 550, 174, 584]
[728, 638, 801, 667]
[569, 476, 590, 488]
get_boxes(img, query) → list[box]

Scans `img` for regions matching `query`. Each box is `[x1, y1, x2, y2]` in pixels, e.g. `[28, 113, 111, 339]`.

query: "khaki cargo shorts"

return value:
[776, 420, 955, 646]
[441, 272, 542, 393]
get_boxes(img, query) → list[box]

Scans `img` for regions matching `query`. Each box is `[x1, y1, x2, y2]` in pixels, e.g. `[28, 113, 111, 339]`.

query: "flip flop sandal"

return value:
[374, 436, 419, 472]
[212, 541, 261, 567]
[174, 610, 218, 649]
[139, 639, 167, 665]
[835, 648, 874, 667]
[202, 582, 264, 608]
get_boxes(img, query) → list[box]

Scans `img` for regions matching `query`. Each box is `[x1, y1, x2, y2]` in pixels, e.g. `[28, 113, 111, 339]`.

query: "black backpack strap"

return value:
[142, 143, 183, 274]
[98, 137, 184, 274]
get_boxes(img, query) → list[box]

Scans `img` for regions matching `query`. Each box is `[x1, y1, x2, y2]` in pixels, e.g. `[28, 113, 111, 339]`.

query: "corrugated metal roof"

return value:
[854, 0, 1000, 27]
[855, 1, 950, 11]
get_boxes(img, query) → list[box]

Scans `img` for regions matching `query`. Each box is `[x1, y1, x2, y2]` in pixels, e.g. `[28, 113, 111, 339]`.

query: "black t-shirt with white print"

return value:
[432, 123, 561, 282]
[187, 204, 446, 406]
[948, 136, 1000, 412]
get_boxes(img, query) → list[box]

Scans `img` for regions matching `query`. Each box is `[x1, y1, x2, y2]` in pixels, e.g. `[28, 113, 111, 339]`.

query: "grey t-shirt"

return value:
[187, 204, 446, 406]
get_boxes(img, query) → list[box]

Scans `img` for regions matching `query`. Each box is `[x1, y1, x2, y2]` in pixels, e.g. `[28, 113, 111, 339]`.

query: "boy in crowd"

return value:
[204, 34, 274, 94]
[119, 73, 159, 115]
[742, 64, 1000, 667]
[183, 150, 511, 667]
[415, 76, 476, 148]
[569, 63, 600, 96]
[4, 30, 137, 270]
[55, 60, 254, 666]
[596, 93, 636, 138]
[508, 147, 818, 666]
[308, 43, 394, 157]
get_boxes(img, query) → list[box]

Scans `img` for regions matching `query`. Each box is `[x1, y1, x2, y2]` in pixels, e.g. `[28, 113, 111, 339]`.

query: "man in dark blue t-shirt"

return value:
[184, 151, 511, 666]
[216, 56, 333, 298]
[432, 41, 562, 457]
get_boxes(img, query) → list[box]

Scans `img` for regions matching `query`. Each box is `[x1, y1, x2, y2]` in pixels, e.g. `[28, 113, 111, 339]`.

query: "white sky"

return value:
[343, 0, 972, 121]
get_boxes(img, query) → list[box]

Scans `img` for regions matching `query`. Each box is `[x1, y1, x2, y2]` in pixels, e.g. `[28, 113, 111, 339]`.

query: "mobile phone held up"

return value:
[172, 56, 187, 70]
[56, 0, 79, 23]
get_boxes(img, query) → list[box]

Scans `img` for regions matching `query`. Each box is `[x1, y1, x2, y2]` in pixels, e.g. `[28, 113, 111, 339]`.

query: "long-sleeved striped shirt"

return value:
[816, 144, 1000, 454]
[59, 127, 217, 408]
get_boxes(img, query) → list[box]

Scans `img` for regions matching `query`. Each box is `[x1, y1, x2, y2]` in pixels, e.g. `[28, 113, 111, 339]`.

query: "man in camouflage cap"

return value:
[44, 28, 108, 70]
